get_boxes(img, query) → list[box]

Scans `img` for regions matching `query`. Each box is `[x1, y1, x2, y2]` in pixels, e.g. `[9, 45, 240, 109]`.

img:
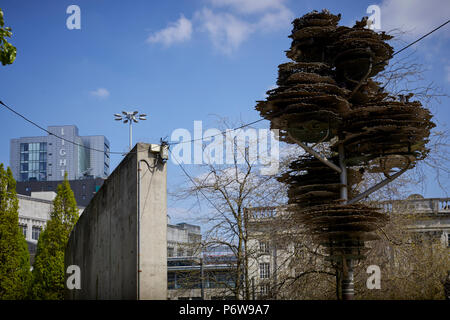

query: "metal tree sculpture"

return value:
[256, 10, 435, 300]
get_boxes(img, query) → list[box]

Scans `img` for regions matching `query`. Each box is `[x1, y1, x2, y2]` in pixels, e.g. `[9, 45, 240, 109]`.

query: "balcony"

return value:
[247, 196, 450, 219]
[378, 196, 450, 215]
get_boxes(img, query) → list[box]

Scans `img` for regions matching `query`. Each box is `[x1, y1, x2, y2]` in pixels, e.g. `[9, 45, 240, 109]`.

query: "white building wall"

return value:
[18, 194, 53, 243]
[18, 193, 84, 243]
[167, 223, 201, 257]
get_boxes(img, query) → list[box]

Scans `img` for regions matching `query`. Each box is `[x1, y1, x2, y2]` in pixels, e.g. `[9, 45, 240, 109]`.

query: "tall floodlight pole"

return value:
[114, 111, 147, 150]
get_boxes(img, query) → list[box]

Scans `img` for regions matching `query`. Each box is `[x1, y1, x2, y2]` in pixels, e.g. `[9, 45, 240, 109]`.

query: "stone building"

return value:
[17, 191, 85, 264]
[167, 221, 202, 258]
[246, 195, 450, 299]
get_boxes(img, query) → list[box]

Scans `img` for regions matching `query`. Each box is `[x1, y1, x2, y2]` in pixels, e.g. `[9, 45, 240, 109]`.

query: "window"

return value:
[259, 263, 270, 279]
[104, 143, 110, 159]
[167, 247, 174, 257]
[259, 241, 270, 254]
[21, 163, 28, 172]
[32, 226, 41, 240]
[259, 284, 270, 296]
[19, 142, 47, 181]
[20, 143, 28, 152]
[19, 224, 27, 238]
[177, 248, 184, 257]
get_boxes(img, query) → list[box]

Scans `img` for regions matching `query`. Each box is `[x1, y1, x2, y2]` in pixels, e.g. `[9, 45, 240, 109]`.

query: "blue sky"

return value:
[1, 0, 449, 223]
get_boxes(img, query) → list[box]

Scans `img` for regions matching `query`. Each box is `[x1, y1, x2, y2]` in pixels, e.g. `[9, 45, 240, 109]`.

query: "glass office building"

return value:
[10, 125, 110, 182]
[19, 142, 48, 181]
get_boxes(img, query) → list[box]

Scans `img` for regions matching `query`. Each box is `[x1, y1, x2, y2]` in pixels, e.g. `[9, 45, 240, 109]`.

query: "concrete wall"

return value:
[138, 144, 168, 299]
[65, 143, 167, 300]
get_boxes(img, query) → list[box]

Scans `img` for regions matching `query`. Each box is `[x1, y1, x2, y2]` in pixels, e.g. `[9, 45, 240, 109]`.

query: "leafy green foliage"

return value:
[31, 173, 79, 300]
[0, 8, 16, 66]
[0, 164, 31, 299]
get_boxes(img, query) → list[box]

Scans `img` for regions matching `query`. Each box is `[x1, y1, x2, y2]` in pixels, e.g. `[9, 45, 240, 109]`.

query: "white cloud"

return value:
[90, 88, 110, 98]
[195, 8, 254, 54]
[147, 15, 192, 46]
[257, 5, 293, 32]
[195, 1, 293, 54]
[147, 1, 293, 54]
[379, 0, 450, 38]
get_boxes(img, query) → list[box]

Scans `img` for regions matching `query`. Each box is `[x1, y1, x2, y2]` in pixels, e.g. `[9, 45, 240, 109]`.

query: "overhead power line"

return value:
[0, 100, 127, 155]
[167, 118, 267, 147]
[1, 20, 448, 153]
[393, 19, 450, 57]
[168, 147, 226, 216]
[374, 18, 450, 67]
[169, 19, 450, 147]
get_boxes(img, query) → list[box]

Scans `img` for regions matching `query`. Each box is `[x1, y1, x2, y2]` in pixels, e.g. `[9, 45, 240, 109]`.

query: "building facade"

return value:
[167, 222, 202, 258]
[17, 191, 85, 264]
[166, 221, 237, 300]
[16, 177, 105, 207]
[10, 125, 110, 182]
[167, 255, 237, 300]
[246, 195, 450, 299]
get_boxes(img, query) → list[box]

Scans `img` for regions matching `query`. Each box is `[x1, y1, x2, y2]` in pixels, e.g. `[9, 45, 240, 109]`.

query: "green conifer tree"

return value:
[0, 164, 31, 299]
[0, 8, 17, 65]
[31, 173, 78, 300]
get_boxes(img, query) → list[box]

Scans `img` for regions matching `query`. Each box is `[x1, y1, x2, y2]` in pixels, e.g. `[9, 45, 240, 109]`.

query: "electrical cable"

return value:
[393, 19, 450, 57]
[1, 20, 448, 153]
[0, 100, 132, 155]
[168, 147, 226, 216]
[375, 18, 450, 67]
[167, 118, 267, 146]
